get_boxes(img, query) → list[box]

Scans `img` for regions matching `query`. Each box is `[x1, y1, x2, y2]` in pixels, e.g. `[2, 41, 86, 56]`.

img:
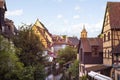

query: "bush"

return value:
[80, 75, 87, 80]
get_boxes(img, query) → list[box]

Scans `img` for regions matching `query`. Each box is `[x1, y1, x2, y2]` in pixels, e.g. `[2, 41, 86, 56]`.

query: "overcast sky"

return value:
[5, 0, 120, 38]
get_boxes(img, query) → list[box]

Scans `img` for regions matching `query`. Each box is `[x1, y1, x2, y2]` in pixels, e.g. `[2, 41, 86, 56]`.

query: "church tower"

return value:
[81, 25, 87, 38]
[77, 25, 87, 60]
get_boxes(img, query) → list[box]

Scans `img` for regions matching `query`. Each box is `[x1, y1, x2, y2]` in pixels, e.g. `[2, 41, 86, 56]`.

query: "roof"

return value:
[79, 38, 103, 52]
[108, 2, 120, 29]
[67, 37, 79, 46]
[34, 19, 52, 36]
[32, 19, 53, 47]
[52, 42, 67, 46]
[52, 35, 67, 46]
[102, 2, 120, 33]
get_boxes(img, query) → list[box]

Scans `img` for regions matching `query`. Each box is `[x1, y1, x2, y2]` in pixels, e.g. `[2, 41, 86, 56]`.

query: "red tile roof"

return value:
[52, 42, 67, 46]
[67, 37, 79, 46]
[108, 2, 120, 29]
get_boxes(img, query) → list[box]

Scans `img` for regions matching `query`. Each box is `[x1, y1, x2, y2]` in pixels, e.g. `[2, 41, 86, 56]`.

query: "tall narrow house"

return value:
[0, 0, 7, 32]
[0, 0, 17, 38]
[102, 2, 120, 80]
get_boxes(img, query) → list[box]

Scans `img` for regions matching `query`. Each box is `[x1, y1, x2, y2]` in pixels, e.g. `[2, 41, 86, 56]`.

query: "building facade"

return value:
[32, 19, 53, 49]
[78, 27, 111, 77]
[102, 2, 120, 80]
[0, 0, 18, 38]
[0, 0, 7, 32]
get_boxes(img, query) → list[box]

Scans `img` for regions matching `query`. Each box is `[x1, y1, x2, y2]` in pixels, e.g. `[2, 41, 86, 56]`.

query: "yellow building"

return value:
[102, 2, 120, 80]
[32, 19, 53, 49]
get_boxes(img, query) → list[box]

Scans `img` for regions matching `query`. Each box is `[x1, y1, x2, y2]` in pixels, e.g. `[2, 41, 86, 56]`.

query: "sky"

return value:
[5, 0, 120, 38]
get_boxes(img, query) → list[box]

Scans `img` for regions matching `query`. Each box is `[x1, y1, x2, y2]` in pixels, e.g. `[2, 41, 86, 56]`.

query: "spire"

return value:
[81, 25, 87, 38]
[82, 25, 87, 32]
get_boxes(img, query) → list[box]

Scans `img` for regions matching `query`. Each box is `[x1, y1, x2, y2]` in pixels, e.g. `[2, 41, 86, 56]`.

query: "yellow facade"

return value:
[103, 8, 113, 66]
[102, 4, 120, 80]
[32, 19, 53, 49]
[103, 9, 120, 66]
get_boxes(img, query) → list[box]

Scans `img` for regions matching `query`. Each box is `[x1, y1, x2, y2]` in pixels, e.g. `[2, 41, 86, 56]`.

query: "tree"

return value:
[12, 24, 47, 66]
[0, 35, 24, 80]
[62, 35, 67, 39]
[12, 24, 47, 80]
[97, 33, 103, 38]
[68, 60, 79, 80]
[80, 75, 87, 80]
[57, 46, 77, 66]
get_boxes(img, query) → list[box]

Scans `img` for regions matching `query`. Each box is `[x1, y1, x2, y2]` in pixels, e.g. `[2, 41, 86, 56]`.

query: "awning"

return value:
[86, 64, 111, 72]
[88, 71, 112, 80]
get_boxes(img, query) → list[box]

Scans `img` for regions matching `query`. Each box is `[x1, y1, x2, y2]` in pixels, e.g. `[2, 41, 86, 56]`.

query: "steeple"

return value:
[81, 25, 87, 38]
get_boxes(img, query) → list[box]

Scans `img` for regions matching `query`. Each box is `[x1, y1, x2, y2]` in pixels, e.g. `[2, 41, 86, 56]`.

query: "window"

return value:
[94, 48, 98, 55]
[104, 50, 106, 58]
[108, 32, 110, 41]
[104, 34, 106, 42]
[92, 47, 99, 57]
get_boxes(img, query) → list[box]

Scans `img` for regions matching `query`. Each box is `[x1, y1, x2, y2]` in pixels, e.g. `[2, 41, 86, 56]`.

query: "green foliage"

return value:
[57, 46, 77, 65]
[68, 60, 79, 80]
[0, 35, 24, 80]
[12, 24, 47, 66]
[34, 65, 46, 80]
[97, 33, 103, 38]
[12, 24, 47, 80]
[62, 35, 67, 39]
[80, 75, 87, 80]
[18, 66, 35, 80]
[0, 23, 47, 80]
